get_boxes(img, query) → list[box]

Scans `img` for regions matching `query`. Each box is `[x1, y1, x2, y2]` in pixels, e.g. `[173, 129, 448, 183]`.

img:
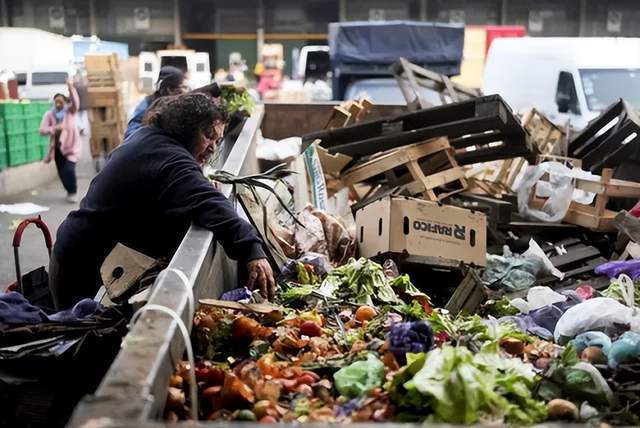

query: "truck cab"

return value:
[139, 49, 211, 93]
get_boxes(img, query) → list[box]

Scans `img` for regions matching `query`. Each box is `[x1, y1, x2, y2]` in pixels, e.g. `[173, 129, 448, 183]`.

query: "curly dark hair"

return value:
[145, 93, 228, 152]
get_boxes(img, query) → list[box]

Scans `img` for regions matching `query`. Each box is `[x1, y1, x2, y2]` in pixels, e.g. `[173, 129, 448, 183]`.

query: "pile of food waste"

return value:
[164, 257, 640, 425]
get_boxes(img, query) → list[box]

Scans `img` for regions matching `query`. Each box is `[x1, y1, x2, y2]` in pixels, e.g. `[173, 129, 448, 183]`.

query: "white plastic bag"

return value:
[617, 274, 640, 332]
[517, 162, 575, 223]
[523, 239, 564, 279]
[511, 286, 567, 314]
[554, 297, 633, 343]
[517, 162, 598, 223]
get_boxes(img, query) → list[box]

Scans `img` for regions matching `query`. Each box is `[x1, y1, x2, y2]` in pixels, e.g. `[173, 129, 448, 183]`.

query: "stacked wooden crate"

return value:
[85, 54, 127, 159]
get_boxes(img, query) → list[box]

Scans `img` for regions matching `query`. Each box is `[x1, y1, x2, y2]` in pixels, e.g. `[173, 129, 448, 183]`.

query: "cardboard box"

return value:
[355, 196, 487, 266]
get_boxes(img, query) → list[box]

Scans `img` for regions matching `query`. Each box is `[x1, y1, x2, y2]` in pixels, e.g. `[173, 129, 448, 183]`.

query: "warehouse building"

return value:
[2, 0, 640, 75]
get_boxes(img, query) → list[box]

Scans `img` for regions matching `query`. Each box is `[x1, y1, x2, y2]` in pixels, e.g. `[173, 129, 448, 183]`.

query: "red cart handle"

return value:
[12, 216, 53, 251]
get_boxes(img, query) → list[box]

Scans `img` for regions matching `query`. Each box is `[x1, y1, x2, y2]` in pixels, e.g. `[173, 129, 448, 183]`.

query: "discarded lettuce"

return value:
[399, 346, 546, 424]
[320, 258, 402, 305]
[334, 353, 385, 398]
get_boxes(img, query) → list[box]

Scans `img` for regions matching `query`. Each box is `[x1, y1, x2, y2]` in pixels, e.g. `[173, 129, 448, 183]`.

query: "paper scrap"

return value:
[0, 203, 50, 215]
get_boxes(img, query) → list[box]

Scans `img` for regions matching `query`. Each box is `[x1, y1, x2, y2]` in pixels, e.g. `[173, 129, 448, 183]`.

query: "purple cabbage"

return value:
[387, 321, 434, 364]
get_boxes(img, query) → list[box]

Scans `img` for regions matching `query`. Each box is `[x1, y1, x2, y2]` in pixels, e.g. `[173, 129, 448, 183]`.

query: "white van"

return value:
[15, 67, 74, 100]
[483, 37, 640, 129]
[138, 49, 211, 93]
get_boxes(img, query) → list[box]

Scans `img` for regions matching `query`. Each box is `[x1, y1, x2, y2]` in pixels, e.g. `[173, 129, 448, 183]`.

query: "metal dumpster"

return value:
[68, 102, 407, 427]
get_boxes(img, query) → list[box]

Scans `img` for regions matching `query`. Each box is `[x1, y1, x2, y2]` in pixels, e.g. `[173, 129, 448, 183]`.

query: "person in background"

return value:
[40, 80, 81, 203]
[49, 93, 275, 309]
[124, 66, 189, 140]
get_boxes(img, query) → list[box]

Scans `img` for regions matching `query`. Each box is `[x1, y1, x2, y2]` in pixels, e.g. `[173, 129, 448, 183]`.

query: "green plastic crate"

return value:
[40, 143, 50, 158]
[21, 103, 38, 115]
[25, 115, 41, 133]
[36, 102, 51, 116]
[0, 101, 22, 118]
[8, 148, 27, 166]
[26, 132, 41, 148]
[0, 147, 6, 169]
[26, 146, 40, 162]
[4, 116, 25, 133]
[6, 131, 26, 150]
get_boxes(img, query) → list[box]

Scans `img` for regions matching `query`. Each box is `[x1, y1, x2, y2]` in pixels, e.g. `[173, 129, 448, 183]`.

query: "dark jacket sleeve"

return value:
[156, 152, 266, 262]
[124, 98, 149, 141]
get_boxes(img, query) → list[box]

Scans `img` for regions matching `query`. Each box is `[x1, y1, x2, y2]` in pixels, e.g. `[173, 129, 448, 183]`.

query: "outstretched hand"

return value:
[246, 258, 276, 300]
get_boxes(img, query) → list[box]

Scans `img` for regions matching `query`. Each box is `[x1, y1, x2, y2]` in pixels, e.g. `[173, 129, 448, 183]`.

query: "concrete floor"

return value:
[0, 139, 95, 287]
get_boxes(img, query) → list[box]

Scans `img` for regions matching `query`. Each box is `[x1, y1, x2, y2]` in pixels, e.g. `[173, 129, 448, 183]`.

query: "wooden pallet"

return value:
[493, 108, 566, 194]
[391, 57, 481, 110]
[305, 95, 531, 166]
[340, 137, 468, 201]
[529, 167, 640, 231]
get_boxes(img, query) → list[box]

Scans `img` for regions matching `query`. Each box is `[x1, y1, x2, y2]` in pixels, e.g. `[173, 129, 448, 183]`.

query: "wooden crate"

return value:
[85, 53, 119, 74]
[529, 167, 640, 231]
[445, 268, 486, 316]
[86, 88, 122, 108]
[323, 98, 373, 130]
[340, 137, 468, 201]
[493, 108, 566, 195]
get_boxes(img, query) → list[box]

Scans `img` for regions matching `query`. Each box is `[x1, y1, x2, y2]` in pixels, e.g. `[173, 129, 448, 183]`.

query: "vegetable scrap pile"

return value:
[165, 258, 640, 425]
[220, 85, 255, 115]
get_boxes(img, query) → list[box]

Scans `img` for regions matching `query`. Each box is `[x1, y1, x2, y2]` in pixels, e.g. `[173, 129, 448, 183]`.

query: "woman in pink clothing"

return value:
[40, 80, 81, 203]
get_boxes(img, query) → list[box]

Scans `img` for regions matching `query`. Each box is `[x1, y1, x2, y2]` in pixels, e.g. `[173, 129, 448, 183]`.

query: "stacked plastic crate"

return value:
[0, 101, 27, 167]
[0, 100, 51, 169]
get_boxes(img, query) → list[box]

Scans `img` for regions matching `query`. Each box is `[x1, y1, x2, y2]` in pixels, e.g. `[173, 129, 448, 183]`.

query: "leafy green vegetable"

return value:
[537, 344, 612, 406]
[319, 258, 402, 305]
[396, 300, 429, 321]
[334, 353, 385, 398]
[482, 297, 520, 317]
[220, 85, 255, 114]
[427, 309, 533, 352]
[602, 277, 640, 307]
[193, 316, 233, 360]
[279, 283, 315, 304]
[397, 346, 546, 424]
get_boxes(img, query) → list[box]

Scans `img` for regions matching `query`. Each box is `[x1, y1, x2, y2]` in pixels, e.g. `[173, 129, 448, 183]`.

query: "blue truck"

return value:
[329, 21, 465, 102]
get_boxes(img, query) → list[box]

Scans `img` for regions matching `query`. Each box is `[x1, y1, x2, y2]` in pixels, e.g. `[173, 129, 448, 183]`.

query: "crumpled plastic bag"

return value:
[517, 162, 597, 223]
[510, 286, 567, 313]
[608, 331, 640, 368]
[333, 353, 385, 398]
[554, 297, 633, 344]
[569, 331, 612, 356]
[483, 246, 546, 291]
[595, 260, 640, 280]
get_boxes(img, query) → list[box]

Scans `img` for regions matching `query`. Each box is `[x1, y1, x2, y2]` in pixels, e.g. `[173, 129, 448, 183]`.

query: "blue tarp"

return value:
[328, 21, 465, 100]
[329, 21, 464, 67]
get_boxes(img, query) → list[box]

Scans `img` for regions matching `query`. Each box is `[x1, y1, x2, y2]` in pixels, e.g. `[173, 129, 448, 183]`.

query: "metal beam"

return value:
[579, 0, 587, 36]
[419, 0, 428, 21]
[89, 0, 96, 35]
[500, 0, 508, 25]
[257, 0, 265, 65]
[173, 0, 182, 47]
[22, 0, 34, 27]
[1, 0, 8, 26]
[339, 0, 347, 22]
